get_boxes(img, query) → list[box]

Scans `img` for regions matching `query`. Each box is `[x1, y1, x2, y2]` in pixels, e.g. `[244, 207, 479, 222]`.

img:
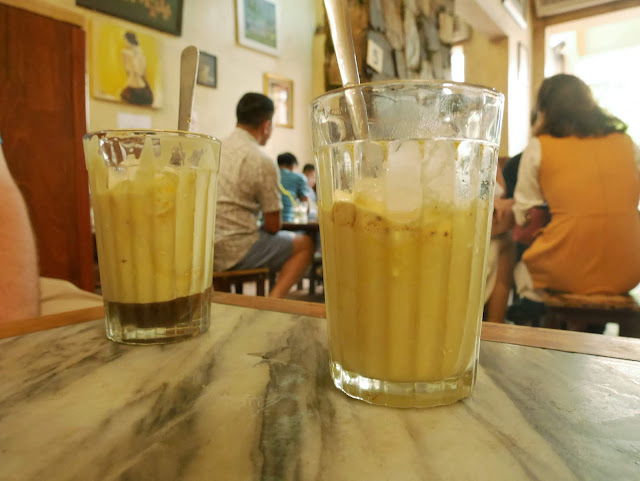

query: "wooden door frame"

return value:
[70, 26, 94, 291]
[1, 2, 94, 291]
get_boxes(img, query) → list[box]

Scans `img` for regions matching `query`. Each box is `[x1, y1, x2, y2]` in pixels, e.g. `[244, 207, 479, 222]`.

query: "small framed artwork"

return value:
[197, 52, 217, 89]
[89, 18, 163, 108]
[263, 73, 293, 128]
[503, 0, 527, 29]
[77, 0, 183, 36]
[236, 0, 280, 56]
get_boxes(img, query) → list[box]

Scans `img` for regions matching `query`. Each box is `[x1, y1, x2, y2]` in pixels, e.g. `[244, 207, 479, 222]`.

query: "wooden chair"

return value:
[541, 291, 640, 338]
[213, 268, 270, 297]
[308, 251, 324, 295]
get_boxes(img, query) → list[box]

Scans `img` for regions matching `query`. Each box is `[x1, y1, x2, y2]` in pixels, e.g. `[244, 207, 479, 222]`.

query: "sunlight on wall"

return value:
[575, 46, 640, 143]
[546, 10, 640, 145]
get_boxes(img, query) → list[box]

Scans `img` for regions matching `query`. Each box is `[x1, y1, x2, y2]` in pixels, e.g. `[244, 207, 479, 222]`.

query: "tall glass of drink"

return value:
[83, 130, 220, 344]
[311, 81, 504, 407]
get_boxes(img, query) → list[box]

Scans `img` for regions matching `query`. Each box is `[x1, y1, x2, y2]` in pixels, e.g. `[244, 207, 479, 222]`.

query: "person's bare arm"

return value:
[0, 148, 39, 322]
[262, 210, 282, 234]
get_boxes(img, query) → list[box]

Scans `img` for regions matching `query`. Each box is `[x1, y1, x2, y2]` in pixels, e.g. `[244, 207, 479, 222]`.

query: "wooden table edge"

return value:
[2, 293, 639, 362]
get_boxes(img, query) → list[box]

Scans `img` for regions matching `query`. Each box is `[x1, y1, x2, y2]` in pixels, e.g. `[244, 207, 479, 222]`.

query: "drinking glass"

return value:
[311, 81, 504, 407]
[83, 130, 220, 344]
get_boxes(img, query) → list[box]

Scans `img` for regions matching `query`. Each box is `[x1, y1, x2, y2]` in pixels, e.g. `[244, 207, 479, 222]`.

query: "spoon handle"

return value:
[178, 46, 200, 132]
[323, 0, 360, 86]
[324, 0, 369, 139]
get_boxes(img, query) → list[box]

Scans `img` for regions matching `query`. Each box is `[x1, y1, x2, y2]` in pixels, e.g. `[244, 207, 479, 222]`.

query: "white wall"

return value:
[31, 0, 317, 164]
[458, 0, 532, 156]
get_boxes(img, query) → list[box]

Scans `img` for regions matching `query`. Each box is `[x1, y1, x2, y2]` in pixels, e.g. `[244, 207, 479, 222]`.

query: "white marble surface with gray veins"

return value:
[1, 303, 639, 480]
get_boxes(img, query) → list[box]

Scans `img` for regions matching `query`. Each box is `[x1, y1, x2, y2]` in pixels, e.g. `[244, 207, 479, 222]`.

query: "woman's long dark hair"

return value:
[534, 74, 627, 138]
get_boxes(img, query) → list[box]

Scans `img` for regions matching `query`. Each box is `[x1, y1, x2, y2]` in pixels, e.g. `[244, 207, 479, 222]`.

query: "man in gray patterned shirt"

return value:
[213, 93, 313, 298]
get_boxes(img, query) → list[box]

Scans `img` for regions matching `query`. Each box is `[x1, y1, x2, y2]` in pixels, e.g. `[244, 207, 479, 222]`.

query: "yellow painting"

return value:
[90, 19, 162, 108]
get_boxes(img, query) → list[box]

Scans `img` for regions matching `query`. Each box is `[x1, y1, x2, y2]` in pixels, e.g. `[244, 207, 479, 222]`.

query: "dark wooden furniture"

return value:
[1, 293, 639, 362]
[213, 268, 270, 296]
[308, 250, 323, 294]
[2, 295, 639, 480]
[542, 291, 640, 338]
[0, 4, 94, 291]
[281, 221, 320, 234]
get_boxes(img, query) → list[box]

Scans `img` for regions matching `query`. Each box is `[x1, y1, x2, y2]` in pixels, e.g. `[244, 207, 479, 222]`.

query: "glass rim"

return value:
[83, 129, 221, 144]
[311, 79, 504, 105]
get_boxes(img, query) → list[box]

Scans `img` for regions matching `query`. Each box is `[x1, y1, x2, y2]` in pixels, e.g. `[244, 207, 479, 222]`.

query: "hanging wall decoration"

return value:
[237, 0, 280, 56]
[90, 18, 163, 108]
[77, 0, 183, 36]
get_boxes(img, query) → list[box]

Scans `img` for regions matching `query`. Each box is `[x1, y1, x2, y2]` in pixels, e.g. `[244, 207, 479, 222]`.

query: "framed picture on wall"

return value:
[263, 73, 293, 128]
[77, 0, 183, 36]
[503, 0, 527, 29]
[236, 0, 280, 56]
[89, 19, 163, 109]
[197, 52, 217, 88]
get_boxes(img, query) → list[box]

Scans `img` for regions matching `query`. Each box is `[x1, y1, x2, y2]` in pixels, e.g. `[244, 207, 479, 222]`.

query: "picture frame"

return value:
[503, 0, 527, 29]
[236, 0, 280, 56]
[197, 52, 217, 89]
[89, 18, 163, 109]
[263, 73, 293, 128]
[77, 0, 183, 36]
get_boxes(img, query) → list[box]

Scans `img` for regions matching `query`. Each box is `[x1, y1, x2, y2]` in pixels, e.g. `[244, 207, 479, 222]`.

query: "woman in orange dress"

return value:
[513, 74, 640, 300]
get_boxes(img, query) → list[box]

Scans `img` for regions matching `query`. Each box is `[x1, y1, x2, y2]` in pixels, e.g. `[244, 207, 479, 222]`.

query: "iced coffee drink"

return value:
[312, 82, 504, 407]
[83, 131, 220, 344]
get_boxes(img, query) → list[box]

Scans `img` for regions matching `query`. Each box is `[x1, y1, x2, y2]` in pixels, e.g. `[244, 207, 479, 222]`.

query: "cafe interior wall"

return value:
[19, 0, 318, 165]
[531, 0, 640, 112]
[457, 0, 534, 158]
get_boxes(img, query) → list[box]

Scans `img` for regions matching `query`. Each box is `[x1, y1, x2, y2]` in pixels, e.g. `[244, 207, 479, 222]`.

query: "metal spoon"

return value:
[178, 46, 200, 132]
[323, 0, 368, 139]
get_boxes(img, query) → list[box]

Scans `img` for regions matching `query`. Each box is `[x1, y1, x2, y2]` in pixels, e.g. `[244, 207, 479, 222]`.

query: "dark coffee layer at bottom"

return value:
[105, 287, 212, 329]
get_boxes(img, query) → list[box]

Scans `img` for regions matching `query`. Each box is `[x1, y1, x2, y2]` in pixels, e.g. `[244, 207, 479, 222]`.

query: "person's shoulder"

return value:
[255, 149, 276, 166]
[222, 128, 249, 146]
[503, 153, 522, 174]
[607, 131, 634, 145]
[525, 137, 543, 152]
[294, 171, 308, 185]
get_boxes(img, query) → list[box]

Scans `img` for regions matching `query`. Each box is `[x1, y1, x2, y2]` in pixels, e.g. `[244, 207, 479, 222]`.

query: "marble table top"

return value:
[1, 303, 639, 481]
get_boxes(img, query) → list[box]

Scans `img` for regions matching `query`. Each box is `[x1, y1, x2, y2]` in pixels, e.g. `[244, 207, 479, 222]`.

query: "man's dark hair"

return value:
[302, 163, 315, 174]
[277, 152, 298, 168]
[236, 93, 274, 128]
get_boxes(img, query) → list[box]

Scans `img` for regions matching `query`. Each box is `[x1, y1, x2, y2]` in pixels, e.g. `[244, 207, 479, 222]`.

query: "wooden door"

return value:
[0, 5, 94, 291]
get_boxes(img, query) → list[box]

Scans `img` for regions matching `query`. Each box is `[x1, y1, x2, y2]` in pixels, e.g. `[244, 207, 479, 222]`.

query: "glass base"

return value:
[105, 319, 209, 345]
[103, 290, 211, 345]
[330, 361, 475, 408]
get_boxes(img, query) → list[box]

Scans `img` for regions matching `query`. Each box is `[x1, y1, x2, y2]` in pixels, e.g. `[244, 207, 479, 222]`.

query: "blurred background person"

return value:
[513, 74, 640, 312]
[277, 152, 310, 223]
[302, 163, 318, 221]
[484, 168, 516, 323]
[214, 94, 313, 298]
